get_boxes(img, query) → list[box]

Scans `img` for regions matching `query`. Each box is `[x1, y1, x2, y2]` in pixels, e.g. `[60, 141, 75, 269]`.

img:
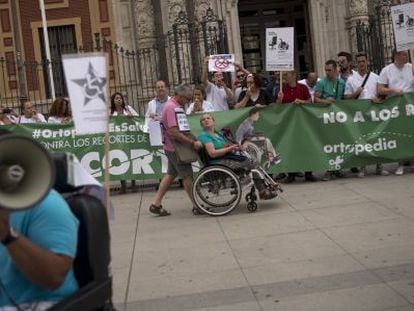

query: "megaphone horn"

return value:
[0, 133, 55, 211]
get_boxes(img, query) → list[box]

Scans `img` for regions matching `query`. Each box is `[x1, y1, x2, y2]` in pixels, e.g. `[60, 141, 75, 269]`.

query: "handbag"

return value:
[172, 132, 199, 163]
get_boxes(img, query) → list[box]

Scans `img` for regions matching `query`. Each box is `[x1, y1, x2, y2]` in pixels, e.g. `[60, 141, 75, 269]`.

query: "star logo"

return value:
[71, 63, 107, 106]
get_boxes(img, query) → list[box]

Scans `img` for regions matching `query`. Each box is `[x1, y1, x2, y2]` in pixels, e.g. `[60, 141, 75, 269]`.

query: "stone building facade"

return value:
[112, 0, 412, 78]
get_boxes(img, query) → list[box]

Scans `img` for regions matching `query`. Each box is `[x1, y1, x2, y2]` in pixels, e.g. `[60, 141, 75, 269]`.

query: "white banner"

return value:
[391, 2, 414, 51]
[62, 53, 108, 135]
[266, 27, 294, 71]
[208, 54, 235, 72]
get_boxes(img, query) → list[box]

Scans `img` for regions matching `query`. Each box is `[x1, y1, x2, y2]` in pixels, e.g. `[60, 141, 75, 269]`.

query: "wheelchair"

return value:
[49, 153, 115, 311]
[192, 148, 282, 217]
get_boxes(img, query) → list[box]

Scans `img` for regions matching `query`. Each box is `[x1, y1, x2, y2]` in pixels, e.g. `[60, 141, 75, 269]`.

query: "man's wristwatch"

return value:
[1, 226, 20, 245]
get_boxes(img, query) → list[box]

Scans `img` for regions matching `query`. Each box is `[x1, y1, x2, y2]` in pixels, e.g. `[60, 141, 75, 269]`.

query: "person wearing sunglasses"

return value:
[234, 73, 272, 109]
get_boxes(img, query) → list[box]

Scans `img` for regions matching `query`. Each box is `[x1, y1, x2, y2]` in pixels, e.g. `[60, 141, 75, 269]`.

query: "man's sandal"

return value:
[149, 204, 171, 216]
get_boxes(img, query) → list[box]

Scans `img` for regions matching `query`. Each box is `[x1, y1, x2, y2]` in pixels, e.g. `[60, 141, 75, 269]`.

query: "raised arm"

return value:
[201, 56, 210, 89]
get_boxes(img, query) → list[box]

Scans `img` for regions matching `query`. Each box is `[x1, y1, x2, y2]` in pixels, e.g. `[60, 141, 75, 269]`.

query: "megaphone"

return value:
[0, 133, 55, 211]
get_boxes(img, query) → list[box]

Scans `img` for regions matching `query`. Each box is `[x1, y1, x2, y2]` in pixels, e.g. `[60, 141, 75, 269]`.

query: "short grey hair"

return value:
[174, 83, 193, 97]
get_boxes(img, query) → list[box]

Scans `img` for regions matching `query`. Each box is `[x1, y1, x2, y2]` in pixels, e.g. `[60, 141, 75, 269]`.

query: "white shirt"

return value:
[19, 113, 46, 124]
[298, 78, 320, 101]
[186, 100, 215, 114]
[111, 105, 139, 116]
[345, 71, 379, 99]
[145, 96, 170, 120]
[206, 81, 230, 111]
[378, 63, 414, 96]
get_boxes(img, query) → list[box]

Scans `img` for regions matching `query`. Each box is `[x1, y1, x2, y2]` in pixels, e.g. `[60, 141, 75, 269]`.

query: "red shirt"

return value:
[281, 83, 311, 103]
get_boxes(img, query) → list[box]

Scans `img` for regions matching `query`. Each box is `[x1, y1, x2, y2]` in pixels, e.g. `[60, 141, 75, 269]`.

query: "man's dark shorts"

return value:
[165, 150, 193, 178]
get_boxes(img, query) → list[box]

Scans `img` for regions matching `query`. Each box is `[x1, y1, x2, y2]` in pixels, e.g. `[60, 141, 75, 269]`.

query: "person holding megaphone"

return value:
[0, 129, 79, 310]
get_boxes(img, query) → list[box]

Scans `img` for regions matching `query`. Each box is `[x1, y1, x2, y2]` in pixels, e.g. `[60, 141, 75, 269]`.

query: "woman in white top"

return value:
[48, 97, 72, 124]
[110, 92, 139, 116]
[110, 92, 138, 193]
[186, 85, 214, 114]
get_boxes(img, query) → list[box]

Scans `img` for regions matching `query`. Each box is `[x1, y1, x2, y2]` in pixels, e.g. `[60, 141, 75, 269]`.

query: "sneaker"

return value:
[350, 167, 360, 173]
[283, 174, 295, 184]
[395, 165, 404, 176]
[333, 170, 345, 178]
[271, 154, 282, 165]
[357, 168, 366, 178]
[322, 171, 333, 181]
[304, 172, 317, 182]
[274, 173, 286, 180]
[376, 165, 389, 176]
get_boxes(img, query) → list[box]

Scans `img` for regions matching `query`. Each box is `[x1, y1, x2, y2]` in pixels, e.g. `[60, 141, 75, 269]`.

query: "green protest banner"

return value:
[6, 93, 414, 181]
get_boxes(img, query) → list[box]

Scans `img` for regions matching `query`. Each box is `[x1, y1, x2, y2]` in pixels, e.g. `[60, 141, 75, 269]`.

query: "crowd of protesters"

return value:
[2, 49, 413, 198]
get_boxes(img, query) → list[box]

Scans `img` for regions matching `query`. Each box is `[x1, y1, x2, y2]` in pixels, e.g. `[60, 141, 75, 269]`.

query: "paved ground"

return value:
[109, 166, 414, 311]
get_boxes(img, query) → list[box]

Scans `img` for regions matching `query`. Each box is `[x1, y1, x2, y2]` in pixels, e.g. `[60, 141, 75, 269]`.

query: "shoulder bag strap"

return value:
[357, 72, 371, 99]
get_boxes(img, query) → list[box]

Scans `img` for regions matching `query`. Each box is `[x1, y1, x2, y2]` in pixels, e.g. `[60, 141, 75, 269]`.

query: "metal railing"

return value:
[354, 0, 414, 73]
[0, 7, 227, 116]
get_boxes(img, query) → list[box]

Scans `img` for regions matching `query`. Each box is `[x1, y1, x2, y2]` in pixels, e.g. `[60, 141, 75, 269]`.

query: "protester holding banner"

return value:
[186, 85, 215, 114]
[314, 60, 345, 105]
[298, 72, 319, 102]
[48, 97, 72, 124]
[378, 49, 414, 176]
[377, 50, 414, 98]
[202, 56, 234, 111]
[110, 92, 139, 117]
[274, 70, 316, 183]
[19, 101, 47, 124]
[345, 52, 379, 100]
[337, 51, 355, 82]
[149, 84, 202, 216]
[344, 51, 389, 178]
[234, 73, 272, 108]
[276, 70, 311, 104]
[110, 92, 138, 193]
[145, 80, 170, 121]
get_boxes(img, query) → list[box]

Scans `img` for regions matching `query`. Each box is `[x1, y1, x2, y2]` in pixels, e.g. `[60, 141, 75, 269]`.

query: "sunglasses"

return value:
[237, 74, 245, 79]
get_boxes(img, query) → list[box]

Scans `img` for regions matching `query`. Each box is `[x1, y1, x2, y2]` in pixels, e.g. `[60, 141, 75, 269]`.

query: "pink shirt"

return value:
[162, 97, 184, 152]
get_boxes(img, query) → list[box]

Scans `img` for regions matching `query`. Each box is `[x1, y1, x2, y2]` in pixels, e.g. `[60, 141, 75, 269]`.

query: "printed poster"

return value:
[208, 54, 235, 72]
[265, 27, 294, 71]
[391, 2, 414, 51]
[62, 53, 108, 135]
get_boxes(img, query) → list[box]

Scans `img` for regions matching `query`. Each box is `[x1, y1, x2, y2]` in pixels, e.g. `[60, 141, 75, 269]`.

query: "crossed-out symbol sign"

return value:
[214, 58, 230, 70]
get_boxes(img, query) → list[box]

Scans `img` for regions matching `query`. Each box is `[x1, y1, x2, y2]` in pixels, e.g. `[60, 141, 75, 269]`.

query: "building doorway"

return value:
[238, 0, 313, 79]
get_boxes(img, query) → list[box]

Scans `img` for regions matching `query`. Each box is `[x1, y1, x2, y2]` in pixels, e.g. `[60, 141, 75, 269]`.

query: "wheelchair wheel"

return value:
[247, 201, 258, 212]
[243, 141, 262, 164]
[192, 165, 242, 216]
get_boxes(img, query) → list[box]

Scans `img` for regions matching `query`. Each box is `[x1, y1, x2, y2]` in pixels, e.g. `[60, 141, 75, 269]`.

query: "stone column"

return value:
[223, 0, 243, 64]
[130, 0, 158, 110]
[308, 0, 349, 75]
[346, 0, 369, 54]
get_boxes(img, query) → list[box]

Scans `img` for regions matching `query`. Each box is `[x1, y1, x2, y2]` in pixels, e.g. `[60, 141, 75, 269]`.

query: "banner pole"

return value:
[279, 71, 283, 92]
[104, 54, 111, 216]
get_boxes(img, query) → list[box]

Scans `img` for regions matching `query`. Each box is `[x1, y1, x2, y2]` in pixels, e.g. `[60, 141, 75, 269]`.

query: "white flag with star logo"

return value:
[62, 53, 108, 135]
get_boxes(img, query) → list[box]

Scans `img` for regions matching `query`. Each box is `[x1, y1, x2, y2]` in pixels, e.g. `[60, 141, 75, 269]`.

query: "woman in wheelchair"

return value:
[198, 113, 277, 200]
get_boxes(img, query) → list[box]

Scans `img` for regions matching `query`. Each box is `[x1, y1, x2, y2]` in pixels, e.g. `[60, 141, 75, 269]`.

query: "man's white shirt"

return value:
[345, 71, 379, 99]
[378, 63, 414, 95]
